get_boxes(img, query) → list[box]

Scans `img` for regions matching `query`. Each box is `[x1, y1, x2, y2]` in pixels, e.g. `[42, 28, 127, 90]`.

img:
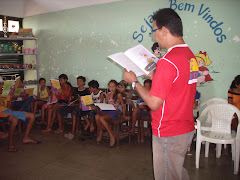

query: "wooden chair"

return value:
[138, 114, 152, 143]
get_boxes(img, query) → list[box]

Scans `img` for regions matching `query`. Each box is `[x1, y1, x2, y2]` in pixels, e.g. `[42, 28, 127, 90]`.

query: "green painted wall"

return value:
[23, 0, 240, 102]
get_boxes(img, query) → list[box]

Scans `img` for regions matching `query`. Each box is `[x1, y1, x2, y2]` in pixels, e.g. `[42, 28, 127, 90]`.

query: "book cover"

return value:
[14, 88, 24, 96]
[80, 95, 93, 111]
[14, 76, 21, 91]
[108, 44, 158, 77]
[24, 87, 34, 96]
[2, 80, 15, 96]
[50, 79, 61, 93]
[94, 103, 116, 111]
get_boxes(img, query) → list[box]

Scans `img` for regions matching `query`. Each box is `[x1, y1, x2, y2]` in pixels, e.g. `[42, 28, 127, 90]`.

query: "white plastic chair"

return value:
[195, 103, 240, 175]
[195, 98, 228, 131]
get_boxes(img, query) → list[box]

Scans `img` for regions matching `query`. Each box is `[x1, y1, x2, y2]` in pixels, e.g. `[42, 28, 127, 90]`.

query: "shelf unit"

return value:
[0, 37, 39, 81]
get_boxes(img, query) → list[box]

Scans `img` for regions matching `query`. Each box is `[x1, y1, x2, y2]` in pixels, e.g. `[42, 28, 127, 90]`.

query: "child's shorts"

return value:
[58, 99, 68, 104]
[89, 109, 97, 120]
[101, 110, 118, 120]
[1, 109, 26, 123]
[72, 107, 88, 118]
[56, 106, 74, 117]
[137, 109, 150, 117]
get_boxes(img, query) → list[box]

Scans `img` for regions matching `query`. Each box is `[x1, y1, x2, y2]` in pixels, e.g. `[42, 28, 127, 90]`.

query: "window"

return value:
[8, 20, 19, 32]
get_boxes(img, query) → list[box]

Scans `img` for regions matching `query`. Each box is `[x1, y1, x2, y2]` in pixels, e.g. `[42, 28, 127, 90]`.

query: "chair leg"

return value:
[18, 120, 22, 141]
[234, 141, 240, 175]
[205, 142, 210, 157]
[216, 144, 222, 158]
[137, 119, 141, 143]
[141, 119, 144, 143]
[196, 138, 202, 169]
[232, 144, 235, 161]
[116, 124, 120, 148]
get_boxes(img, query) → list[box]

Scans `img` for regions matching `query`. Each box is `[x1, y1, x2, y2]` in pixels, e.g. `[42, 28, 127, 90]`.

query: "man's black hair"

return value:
[88, 80, 99, 89]
[77, 76, 86, 82]
[152, 8, 183, 37]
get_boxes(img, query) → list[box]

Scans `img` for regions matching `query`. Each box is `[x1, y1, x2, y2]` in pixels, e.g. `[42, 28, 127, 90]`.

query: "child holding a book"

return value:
[39, 87, 58, 125]
[12, 77, 34, 112]
[31, 78, 50, 116]
[126, 79, 152, 135]
[42, 74, 72, 134]
[61, 76, 90, 139]
[88, 80, 104, 132]
[0, 78, 40, 152]
[95, 80, 126, 146]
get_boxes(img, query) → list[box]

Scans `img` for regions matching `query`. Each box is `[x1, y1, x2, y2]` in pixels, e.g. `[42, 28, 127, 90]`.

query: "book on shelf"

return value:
[108, 44, 158, 77]
[80, 95, 93, 111]
[2, 76, 20, 96]
[94, 103, 116, 111]
[50, 79, 61, 93]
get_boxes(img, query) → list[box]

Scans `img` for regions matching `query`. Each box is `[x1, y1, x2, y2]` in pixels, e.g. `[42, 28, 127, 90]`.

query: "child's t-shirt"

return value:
[91, 90, 103, 103]
[72, 88, 90, 103]
[38, 87, 48, 99]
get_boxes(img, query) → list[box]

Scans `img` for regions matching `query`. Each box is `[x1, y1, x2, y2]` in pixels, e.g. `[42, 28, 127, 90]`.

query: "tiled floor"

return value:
[0, 125, 239, 180]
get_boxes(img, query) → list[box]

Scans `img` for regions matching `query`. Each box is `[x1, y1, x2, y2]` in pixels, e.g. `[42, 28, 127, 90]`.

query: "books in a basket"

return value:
[108, 44, 158, 77]
[50, 79, 61, 93]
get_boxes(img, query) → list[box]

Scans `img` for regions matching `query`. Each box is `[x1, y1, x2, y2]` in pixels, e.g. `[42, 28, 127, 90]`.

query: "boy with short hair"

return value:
[57, 76, 90, 139]
[88, 80, 104, 132]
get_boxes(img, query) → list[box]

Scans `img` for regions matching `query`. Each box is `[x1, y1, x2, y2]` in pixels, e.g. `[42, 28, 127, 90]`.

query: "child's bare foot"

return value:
[8, 146, 17, 152]
[97, 131, 103, 142]
[110, 135, 115, 147]
[54, 129, 63, 134]
[84, 122, 90, 131]
[42, 128, 52, 134]
[23, 137, 41, 144]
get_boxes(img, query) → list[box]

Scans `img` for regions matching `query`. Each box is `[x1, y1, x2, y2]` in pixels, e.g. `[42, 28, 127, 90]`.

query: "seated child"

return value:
[95, 80, 127, 146]
[31, 78, 49, 116]
[127, 79, 152, 134]
[228, 75, 240, 132]
[88, 80, 104, 132]
[12, 77, 34, 112]
[57, 76, 90, 140]
[0, 79, 40, 152]
[42, 74, 72, 133]
[39, 87, 58, 125]
[118, 80, 133, 120]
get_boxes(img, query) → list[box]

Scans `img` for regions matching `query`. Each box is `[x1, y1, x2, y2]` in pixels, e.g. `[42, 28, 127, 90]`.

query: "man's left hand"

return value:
[123, 69, 137, 84]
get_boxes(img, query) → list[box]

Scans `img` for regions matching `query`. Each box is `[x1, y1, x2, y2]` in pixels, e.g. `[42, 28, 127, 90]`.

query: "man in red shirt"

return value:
[124, 8, 198, 180]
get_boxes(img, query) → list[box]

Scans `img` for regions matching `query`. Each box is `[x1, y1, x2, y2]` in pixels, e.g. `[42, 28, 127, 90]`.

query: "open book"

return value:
[108, 44, 158, 77]
[94, 103, 116, 111]
[50, 79, 61, 93]
[24, 87, 34, 96]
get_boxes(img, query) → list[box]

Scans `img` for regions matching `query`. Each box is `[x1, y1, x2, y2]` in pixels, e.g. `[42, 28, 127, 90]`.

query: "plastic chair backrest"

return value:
[200, 103, 240, 134]
[199, 98, 228, 123]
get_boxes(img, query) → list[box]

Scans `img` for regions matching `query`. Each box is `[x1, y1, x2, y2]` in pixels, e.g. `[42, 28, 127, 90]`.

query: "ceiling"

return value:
[0, 0, 121, 18]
